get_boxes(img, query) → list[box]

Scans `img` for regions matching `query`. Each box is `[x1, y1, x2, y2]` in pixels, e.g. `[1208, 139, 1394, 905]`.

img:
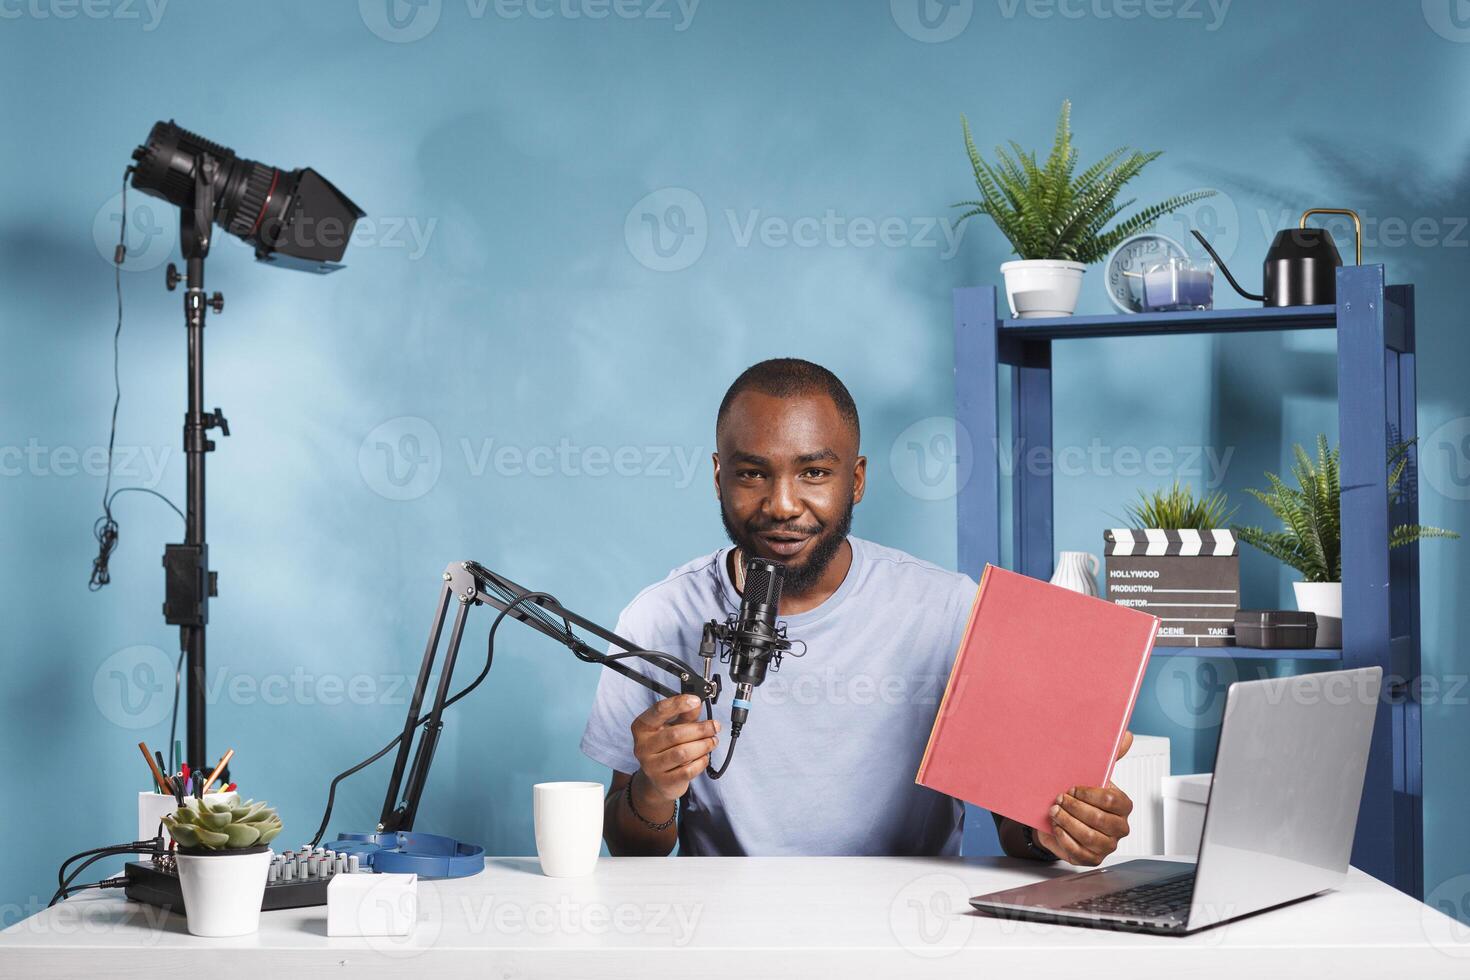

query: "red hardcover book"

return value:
[916, 564, 1160, 833]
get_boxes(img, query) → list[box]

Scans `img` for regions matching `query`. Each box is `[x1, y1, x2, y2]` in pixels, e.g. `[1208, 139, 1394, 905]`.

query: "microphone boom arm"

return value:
[377, 560, 722, 834]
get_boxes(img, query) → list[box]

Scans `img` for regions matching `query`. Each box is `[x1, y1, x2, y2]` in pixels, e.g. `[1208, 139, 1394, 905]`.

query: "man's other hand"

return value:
[631, 695, 721, 804]
[1035, 730, 1135, 865]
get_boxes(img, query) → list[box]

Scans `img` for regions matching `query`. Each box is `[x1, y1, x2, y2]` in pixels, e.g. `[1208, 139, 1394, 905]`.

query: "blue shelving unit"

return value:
[954, 265, 1422, 898]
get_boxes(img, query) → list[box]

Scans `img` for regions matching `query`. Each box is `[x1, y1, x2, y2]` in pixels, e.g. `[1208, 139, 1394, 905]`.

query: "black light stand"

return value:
[160, 156, 230, 779]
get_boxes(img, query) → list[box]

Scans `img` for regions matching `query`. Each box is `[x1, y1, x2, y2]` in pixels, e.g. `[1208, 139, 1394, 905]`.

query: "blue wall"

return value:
[3, 0, 1468, 923]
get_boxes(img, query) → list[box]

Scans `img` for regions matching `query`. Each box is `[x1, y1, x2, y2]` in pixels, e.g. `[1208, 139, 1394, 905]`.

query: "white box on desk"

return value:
[1163, 773, 1212, 856]
[327, 872, 418, 937]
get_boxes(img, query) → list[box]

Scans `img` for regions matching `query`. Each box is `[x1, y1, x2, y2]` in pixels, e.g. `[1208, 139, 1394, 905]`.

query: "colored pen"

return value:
[200, 748, 234, 796]
[138, 742, 171, 795]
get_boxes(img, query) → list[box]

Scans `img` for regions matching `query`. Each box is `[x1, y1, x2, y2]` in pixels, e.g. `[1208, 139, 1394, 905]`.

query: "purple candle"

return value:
[1142, 262, 1213, 312]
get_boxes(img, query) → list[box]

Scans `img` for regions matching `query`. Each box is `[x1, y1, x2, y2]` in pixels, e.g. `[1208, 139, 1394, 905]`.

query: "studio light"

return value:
[92, 119, 367, 784]
[130, 120, 364, 273]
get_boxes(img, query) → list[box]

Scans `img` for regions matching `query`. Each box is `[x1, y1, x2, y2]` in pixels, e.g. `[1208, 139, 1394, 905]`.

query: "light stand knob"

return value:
[208, 292, 224, 314]
[165, 263, 181, 291]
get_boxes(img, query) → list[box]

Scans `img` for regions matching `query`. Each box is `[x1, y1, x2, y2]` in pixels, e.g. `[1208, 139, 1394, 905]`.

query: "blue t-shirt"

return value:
[580, 535, 978, 856]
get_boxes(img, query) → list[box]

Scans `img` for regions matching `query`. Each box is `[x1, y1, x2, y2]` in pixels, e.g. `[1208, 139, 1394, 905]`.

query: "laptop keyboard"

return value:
[1058, 871, 1195, 920]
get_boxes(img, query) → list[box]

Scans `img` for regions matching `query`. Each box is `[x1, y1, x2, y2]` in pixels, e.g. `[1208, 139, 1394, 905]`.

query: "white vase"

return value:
[1292, 581, 1342, 649]
[1000, 259, 1086, 318]
[174, 847, 272, 937]
[1051, 551, 1101, 597]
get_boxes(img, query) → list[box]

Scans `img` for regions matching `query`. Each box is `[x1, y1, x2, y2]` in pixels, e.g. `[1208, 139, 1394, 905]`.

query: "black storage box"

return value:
[1233, 609, 1318, 649]
[1104, 528, 1240, 647]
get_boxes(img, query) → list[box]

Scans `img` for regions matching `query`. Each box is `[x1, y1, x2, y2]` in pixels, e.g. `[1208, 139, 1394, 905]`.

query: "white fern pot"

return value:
[1000, 259, 1086, 318]
[1292, 581, 1342, 649]
[174, 846, 272, 937]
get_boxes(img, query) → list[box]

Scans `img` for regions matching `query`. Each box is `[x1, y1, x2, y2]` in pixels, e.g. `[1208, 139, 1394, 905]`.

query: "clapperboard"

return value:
[1103, 529, 1241, 647]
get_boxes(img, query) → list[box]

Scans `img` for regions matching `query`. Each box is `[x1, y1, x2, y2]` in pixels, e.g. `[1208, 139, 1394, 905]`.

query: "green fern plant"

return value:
[955, 100, 1215, 264]
[1123, 481, 1236, 530]
[1233, 435, 1458, 583]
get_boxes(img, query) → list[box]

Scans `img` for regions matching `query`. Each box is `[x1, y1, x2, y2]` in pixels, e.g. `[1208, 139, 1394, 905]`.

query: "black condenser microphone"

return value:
[724, 556, 792, 734]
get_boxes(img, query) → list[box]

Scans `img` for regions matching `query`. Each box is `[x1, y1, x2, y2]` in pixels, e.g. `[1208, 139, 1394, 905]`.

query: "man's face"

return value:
[713, 390, 866, 595]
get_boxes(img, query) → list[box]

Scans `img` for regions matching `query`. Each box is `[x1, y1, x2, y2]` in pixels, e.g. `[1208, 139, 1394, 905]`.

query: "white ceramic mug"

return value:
[533, 781, 604, 877]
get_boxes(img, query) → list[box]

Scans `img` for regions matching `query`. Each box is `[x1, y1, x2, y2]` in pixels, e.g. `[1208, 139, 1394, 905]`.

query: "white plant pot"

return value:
[174, 846, 272, 937]
[1000, 259, 1086, 318]
[1292, 581, 1342, 649]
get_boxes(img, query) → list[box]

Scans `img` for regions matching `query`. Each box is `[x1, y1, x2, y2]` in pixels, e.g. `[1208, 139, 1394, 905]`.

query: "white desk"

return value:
[2, 855, 1467, 979]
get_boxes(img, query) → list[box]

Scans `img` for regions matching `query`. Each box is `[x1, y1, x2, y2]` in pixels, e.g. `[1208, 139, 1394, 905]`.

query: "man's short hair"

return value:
[716, 358, 860, 446]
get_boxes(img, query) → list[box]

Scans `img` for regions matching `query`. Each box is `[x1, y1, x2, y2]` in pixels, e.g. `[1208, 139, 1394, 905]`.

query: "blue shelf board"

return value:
[998, 304, 1337, 340]
[1152, 645, 1342, 661]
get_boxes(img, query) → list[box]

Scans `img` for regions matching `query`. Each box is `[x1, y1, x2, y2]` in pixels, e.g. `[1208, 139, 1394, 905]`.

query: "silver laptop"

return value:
[969, 665, 1382, 934]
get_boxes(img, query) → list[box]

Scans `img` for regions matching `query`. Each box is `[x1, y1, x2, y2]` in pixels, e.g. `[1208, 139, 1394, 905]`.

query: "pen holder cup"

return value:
[138, 791, 181, 844]
[138, 790, 240, 844]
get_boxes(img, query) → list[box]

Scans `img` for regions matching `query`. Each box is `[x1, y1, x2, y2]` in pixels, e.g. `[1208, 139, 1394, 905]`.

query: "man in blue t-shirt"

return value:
[581, 358, 1134, 863]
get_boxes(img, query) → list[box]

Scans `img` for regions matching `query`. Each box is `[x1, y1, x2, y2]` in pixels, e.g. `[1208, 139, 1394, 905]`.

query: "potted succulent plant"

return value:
[1234, 436, 1458, 648]
[956, 101, 1214, 318]
[1104, 482, 1240, 647]
[162, 796, 283, 936]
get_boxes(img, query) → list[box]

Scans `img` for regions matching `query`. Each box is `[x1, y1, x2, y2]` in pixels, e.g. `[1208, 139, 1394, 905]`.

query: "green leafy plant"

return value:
[955, 100, 1215, 264]
[1233, 435, 1458, 583]
[163, 797, 282, 850]
[1122, 480, 1236, 530]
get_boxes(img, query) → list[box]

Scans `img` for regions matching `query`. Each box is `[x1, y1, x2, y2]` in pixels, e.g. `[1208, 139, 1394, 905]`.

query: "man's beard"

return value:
[719, 496, 854, 596]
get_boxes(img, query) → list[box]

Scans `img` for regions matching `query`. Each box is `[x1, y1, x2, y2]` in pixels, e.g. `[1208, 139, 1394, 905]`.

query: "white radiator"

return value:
[1108, 734, 1170, 856]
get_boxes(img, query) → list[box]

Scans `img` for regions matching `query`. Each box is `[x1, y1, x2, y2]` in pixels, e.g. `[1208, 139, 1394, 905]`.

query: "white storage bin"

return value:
[1162, 773, 1212, 856]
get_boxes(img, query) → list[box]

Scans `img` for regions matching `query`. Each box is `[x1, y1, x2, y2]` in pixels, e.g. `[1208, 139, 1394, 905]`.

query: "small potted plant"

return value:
[955, 100, 1214, 318]
[1234, 436, 1457, 648]
[162, 796, 283, 936]
[1104, 481, 1240, 647]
